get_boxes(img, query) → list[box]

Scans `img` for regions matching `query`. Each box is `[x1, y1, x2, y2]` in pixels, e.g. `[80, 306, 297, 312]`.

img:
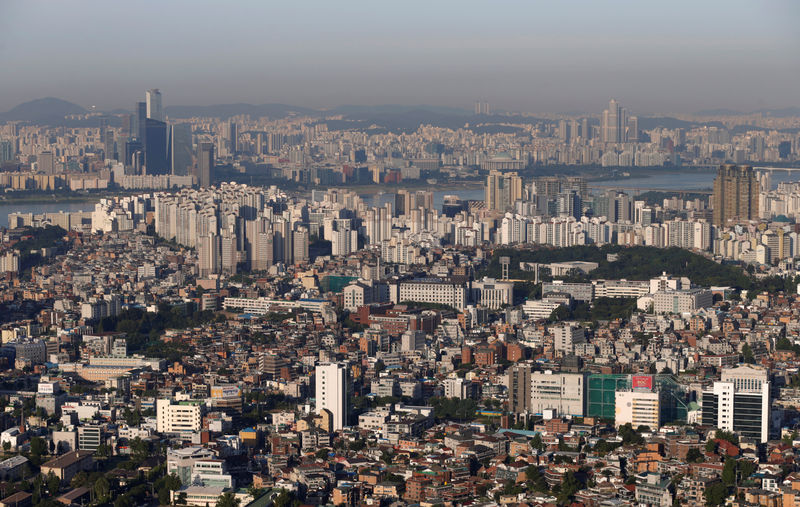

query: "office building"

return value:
[701, 365, 770, 442]
[146, 89, 164, 122]
[652, 288, 713, 314]
[712, 164, 759, 226]
[391, 278, 468, 311]
[135, 102, 147, 141]
[196, 142, 214, 188]
[144, 119, 169, 175]
[530, 371, 586, 417]
[315, 362, 348, 431]
[77, 426, 102, 451]
[471, 277, 514, 309]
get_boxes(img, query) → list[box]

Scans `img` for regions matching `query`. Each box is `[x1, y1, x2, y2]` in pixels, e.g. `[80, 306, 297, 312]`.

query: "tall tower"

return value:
[485, 170, 523, 211]
[135, 102, 147, 141]
[712, 164, 759, 226]
[315, 362, 348, 431]
[144, 119, 168, 175]
[146, 89, 164, 122]
[169, 123, 193, 176]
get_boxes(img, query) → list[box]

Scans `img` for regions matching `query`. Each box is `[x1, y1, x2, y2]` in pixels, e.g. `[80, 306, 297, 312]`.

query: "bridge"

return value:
[591, 185, 713, 195]
[754, 166, 800, 172]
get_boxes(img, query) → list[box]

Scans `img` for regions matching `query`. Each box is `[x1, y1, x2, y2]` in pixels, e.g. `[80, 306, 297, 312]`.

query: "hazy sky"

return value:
[1, 0, 798, 114]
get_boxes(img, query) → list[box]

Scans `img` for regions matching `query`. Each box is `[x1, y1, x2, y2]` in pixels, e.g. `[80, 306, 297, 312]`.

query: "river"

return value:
[0, 200, 98, 228]
[593, 168, 800, 192]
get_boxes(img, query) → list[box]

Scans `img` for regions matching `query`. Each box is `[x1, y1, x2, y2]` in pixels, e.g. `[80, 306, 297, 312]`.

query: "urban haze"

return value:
[0, 2, 798, 507]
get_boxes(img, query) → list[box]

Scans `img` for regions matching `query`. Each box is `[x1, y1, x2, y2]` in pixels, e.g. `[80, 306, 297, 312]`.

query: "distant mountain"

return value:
[165, 103, 318, 119]
[0, 97, 87, 124]
[696, 107, 800, 117]
[328, 104, 472, 116]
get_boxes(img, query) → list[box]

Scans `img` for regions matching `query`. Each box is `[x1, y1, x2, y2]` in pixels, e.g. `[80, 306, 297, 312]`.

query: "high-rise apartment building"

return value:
[601, 99, 624, 144]
[508, 363, 533, 414]
[146, 89, 164, 122]
[601, 99, 638, 143]
[169, 123, 193, 176]
[485, 170, 523, 211]
[712, 164, 759, 226]
[196, 142, 214, 188]
[315, 362, 348, 431]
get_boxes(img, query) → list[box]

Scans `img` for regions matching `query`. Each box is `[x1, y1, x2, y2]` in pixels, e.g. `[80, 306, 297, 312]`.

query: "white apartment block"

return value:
[392, 278, 467, 311]
[615, 390, 660, 429]
[156, 399, 203, 434]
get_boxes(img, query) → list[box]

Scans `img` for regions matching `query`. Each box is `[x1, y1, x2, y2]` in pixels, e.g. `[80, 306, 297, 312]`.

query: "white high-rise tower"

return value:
[315, 362, 348, 431]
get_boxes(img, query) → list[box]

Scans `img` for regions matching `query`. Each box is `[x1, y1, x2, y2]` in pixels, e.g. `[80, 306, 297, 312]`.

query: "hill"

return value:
[0, 97, 87, 124]
[484, 245, 754, 289]
[164, 103, 317, 119]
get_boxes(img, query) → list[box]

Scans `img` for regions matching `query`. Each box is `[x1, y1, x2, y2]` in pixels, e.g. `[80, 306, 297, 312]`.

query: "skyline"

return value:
[2, 1, 799, 114]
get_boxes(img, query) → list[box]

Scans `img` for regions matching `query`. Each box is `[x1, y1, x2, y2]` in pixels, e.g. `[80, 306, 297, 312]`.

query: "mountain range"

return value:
[1, 97, 797, 131]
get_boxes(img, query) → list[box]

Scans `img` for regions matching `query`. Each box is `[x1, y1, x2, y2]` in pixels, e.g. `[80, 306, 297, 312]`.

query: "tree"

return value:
[315, 448, 330, 459]
[93, 476, 110, 503]
[686, 448, 704, 463]
[248, 485, 264, 500]
[46, 472, 60, 496]
[704, 481, 728, 506]
[2, 441, 9, 452]
[738, 460, 757, 481]
[216, 492, 241, 507]
[558, 471, 581, 504]
[30, 436, 47, 458]
[705, 439, 717, 453]
[273, 489, 294, 507]
[130, 437, 149, 462]
[722, 457, 736, 485]
[714, 430, 739, 445]
[114, 496, 134, 507]
[70, 471, 89, 489]
[95, 443, 111, 458]
[741, 343, 755, 364]
[530, 434, 544, 452]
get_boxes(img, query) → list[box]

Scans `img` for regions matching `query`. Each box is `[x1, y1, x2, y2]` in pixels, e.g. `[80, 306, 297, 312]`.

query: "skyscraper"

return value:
[223, 121, 238, 155]
[144, 119, 168, 175]
[146, 89, 164, 122]
[601, 99, 629, 144]
[135, 102, 147, 142]
[485, 170, 523, 211]
[315, 362, 348, 431]
[712, 164, 759, 226]
[196, 142, 214, 187]
[169, 123, 193, 176]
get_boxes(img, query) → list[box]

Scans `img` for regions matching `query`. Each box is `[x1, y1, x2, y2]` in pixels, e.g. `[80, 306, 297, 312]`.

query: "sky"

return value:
[1, 0, 798, 114]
